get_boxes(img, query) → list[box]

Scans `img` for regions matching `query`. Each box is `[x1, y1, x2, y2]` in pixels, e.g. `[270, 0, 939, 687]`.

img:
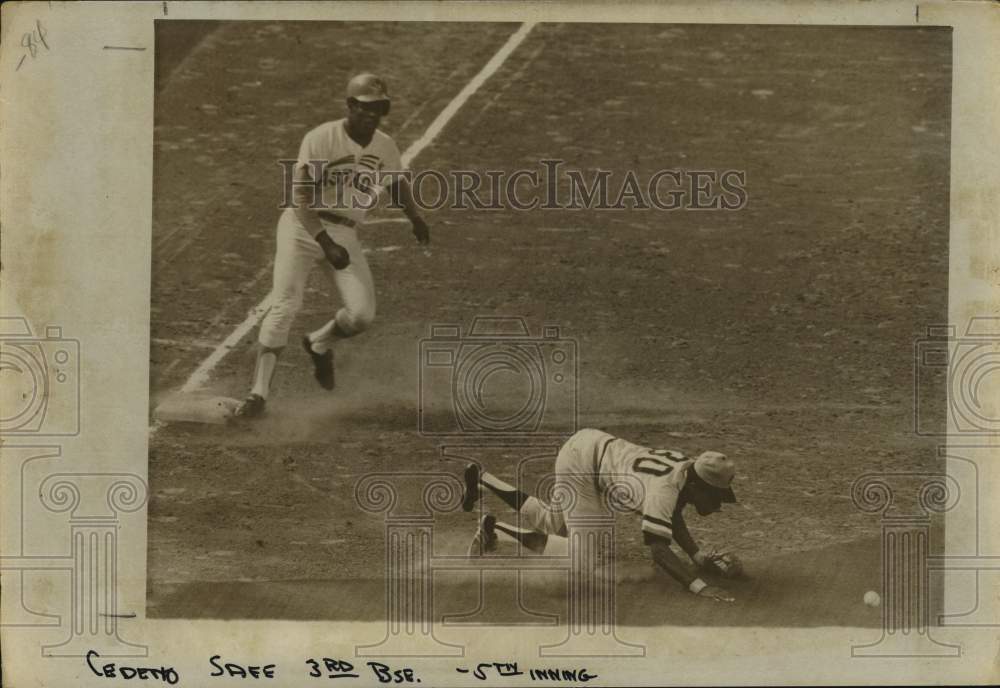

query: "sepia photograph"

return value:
[2, 2, 998, 686]
[147, 19, 950, 627]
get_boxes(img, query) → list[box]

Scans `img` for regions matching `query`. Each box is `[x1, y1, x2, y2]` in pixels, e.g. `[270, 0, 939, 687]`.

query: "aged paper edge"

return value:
[1, 1, 997, 686]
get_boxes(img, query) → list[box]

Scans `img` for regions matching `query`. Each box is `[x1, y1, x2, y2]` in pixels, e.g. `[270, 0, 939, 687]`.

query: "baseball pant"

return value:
[518, 428, 611, 536]
[258, 209, 375, 349]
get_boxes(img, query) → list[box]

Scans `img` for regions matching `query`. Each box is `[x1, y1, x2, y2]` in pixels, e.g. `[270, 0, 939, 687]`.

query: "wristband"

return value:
[688, 578, 707, 595]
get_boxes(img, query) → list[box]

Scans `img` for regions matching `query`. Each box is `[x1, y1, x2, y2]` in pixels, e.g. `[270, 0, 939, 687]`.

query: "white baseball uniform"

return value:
[520, 428, 693, 542]
[258, 119, 404, 350]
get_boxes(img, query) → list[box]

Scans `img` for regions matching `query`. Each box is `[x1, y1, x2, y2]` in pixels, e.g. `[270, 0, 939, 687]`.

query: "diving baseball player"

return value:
[236, 73, 430, 417]
[462, 428, 743, 602]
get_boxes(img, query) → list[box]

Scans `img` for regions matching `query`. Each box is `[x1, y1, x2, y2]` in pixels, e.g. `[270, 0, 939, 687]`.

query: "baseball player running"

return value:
[236, 73, 430, 418]
[462, 428, 743, 602]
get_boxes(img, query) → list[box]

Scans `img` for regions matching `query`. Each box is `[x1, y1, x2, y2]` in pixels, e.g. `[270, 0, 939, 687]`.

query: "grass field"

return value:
[148, 21, 950, 625]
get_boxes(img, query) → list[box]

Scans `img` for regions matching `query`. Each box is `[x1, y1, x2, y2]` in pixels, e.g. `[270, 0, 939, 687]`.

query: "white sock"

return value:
[481, 472, 517, 494]
[251, 350, 278, 399]
[307, 318, 339, 354]
[493, 519, 550, 553]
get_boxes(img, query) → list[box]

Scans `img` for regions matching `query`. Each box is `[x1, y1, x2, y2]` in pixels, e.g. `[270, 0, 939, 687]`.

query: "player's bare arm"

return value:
[676, 461, 746, 579]
[390, 176, 430, 244]
[646, 533, 734, 603]
[670, 513, 702, 563]
[292, 163, 350, 270]
[670, 513, 743, 577]
[313, 229, 351, 270]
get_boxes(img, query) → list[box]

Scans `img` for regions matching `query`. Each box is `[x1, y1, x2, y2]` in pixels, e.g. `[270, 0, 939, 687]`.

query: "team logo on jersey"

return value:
[322, 155, 355, 187]
[353, 155, 384, 196]
[358, 154, 382, 171]
[319, 154, 384, 207]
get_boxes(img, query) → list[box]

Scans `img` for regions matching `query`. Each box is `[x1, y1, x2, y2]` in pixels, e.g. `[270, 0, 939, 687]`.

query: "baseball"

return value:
[863, 591, 881, 607]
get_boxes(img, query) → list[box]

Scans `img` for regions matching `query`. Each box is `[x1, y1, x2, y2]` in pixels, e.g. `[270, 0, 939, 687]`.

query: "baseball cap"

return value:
[346, 73, 391, 103]
[692, 451, 737, 503]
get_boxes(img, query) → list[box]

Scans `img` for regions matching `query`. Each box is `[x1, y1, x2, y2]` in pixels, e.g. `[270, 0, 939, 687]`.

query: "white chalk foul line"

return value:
[173, 22, 536, 396]
[400, 22, 536, 168]
[179, 294, 273, 394]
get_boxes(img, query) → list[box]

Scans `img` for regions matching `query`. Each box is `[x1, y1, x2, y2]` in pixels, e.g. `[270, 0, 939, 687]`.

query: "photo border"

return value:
[2, 1, 997, 685]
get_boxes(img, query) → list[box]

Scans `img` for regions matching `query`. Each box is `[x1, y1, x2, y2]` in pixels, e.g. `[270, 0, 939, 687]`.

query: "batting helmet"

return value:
[346, 73, 391, 104]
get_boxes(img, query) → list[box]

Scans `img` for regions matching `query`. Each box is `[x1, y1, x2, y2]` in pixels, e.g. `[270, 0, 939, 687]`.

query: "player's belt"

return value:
[317, 210, 358, 228]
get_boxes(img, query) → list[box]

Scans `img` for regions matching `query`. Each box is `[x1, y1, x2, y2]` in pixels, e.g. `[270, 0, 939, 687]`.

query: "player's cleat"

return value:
[462, 463, 481, 512]
[234, 393, 266, 419]
[467, 514, 497, 557]
[302, 336, 335, 390]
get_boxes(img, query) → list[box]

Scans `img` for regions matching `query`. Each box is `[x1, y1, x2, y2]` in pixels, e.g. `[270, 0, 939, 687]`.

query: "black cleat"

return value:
[302, 336, 335, 390]
[234, 393, 266, 419]
[462, 463, 481, 512]
[467, 514, 498, 557]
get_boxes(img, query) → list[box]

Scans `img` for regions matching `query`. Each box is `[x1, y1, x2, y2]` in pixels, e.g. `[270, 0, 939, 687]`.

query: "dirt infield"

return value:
[148, 22, 950, 625]
[151, 537, 905, 628]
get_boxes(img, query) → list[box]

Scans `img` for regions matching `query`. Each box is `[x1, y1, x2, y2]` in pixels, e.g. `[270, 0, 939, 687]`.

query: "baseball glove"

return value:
[700, 550, 745, 579]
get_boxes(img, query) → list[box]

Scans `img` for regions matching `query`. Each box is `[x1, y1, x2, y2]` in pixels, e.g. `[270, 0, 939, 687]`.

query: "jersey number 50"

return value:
[632, 449, 685, 476]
